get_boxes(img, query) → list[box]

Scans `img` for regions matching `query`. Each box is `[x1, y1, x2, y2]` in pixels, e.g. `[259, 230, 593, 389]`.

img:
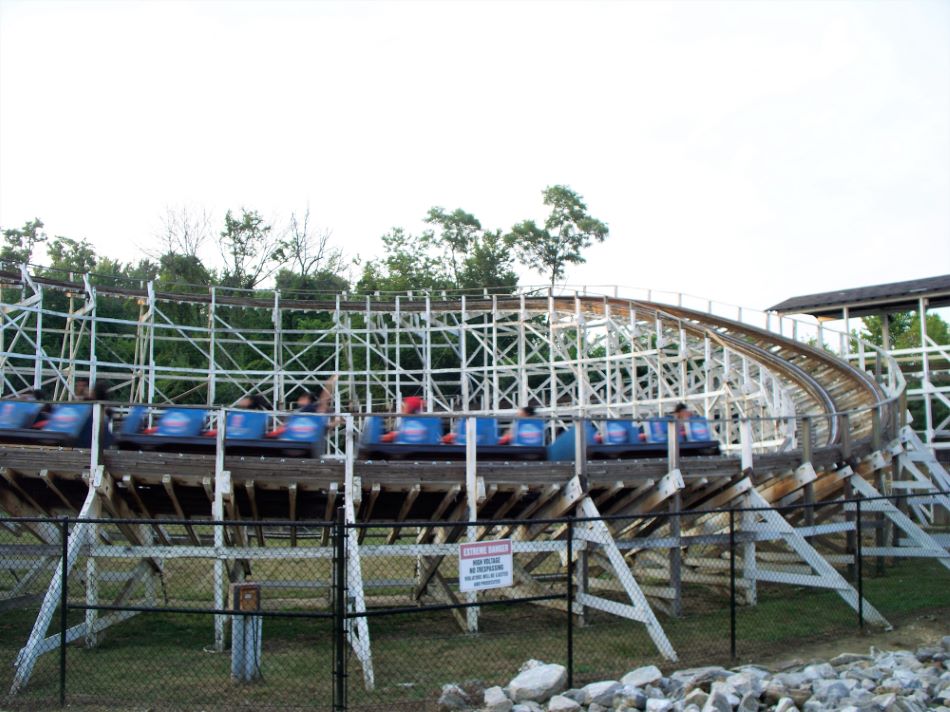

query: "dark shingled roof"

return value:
[768, 275, 950, 319]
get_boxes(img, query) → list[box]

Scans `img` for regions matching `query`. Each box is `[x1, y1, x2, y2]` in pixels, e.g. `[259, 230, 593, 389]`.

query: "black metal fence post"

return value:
[59, 516, 68, 708]
[729, 507, 737, 660]
[333, 507, 347, 712]
[856, 499, 864, 632]
[567, 516, 574, 689]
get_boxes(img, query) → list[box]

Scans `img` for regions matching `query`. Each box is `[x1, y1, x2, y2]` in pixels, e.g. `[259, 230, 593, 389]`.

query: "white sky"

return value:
[1, 0, 948, 311]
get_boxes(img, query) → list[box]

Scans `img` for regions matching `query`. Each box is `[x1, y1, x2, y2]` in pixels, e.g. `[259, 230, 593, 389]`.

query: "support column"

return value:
[667, 419, 682, 617]
[465, 416, 479, 633]
[213, 409, 227, 652]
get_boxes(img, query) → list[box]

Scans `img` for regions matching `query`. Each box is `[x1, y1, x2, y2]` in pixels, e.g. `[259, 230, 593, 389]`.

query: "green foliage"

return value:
[356, 228, 452, 294]
[459, 228, 518, 292]
[0, 218, 47, 266]
[45, 235, 98, 274]
[506, 185, 609, 285]
[425, 207, 482, 284]
[219, 208, 281, 289]
[859, 311, 949, 355]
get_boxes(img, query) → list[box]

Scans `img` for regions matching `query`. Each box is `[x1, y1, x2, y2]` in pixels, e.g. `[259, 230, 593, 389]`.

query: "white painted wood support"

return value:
[744, 489, 890, 629]
[212, 409, 227, 652]
[838, 469, 949, 568]
[741, 493, 758, 606]
[11, 473, 100, 694]
[465, 416, 479, 633]
[740, 419, 754, 473]
[576, 495, 677, 661]
[343, 415, 375, 690]
[85, 404, 103, 648]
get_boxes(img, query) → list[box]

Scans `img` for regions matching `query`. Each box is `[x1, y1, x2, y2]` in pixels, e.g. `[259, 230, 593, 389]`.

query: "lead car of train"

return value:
[0, 400, 720, 461]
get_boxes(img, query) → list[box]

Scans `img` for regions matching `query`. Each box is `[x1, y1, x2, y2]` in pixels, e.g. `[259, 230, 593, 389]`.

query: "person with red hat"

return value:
[381, 396, 424, 442]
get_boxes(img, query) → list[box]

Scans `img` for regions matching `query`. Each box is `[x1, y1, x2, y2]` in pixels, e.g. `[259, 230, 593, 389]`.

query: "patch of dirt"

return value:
[753, 610, 949, 670]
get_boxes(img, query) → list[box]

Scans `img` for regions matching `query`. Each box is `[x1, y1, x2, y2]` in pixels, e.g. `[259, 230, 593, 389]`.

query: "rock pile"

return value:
[437, 637, 950, 712]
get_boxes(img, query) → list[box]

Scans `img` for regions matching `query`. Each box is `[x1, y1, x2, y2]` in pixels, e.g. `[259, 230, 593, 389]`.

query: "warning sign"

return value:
[458, 539, 513, 592]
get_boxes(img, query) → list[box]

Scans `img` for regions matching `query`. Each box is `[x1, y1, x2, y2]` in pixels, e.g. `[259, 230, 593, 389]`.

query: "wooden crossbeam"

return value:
[416, 485, 460, 544]
[386, 484, 421, 544]
[39, 470, 75, 512]
[122, 476, 170, 546]
[321, 482, 339, 546]
[244, 480, 264, 546]
[1, 468, 51, 517]
[94, 469, 162, 573]
[358, 483, 381, 544]
[288, 483, 298, 547]
[162, 475, 199, 545]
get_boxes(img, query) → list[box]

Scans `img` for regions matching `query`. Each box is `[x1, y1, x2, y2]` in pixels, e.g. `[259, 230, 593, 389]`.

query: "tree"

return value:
[1, 218, 47, 265]
[425, 207, 482, 284]
[459, 229, 518, 292]
[506, 185, 608, 285]
[859, 312, 948, 351]
[356, 228, 451, 294]
[859, 313, 915, 348]
[46, 235, 97, 274]
[276, 207, 344, 277]
[218, 208, 282, 289]
[156, 205, 212, 258]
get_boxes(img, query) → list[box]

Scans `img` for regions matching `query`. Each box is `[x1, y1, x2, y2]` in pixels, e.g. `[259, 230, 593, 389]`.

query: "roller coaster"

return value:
[1, 266, 948, 693]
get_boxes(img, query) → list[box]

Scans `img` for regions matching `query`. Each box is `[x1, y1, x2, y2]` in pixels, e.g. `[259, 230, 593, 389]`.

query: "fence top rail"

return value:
[4, 491, 944, 532]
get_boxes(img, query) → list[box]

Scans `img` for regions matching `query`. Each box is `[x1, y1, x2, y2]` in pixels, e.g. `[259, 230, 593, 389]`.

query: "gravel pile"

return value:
[437, 636, 950, 712]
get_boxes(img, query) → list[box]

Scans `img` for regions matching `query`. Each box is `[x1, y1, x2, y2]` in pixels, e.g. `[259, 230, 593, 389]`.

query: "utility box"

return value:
[229, 583, 263, 683]
[230, 583, 261, 613]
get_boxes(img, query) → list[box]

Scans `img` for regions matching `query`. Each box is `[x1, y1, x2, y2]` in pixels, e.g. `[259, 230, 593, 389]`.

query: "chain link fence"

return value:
[1, 492, 948, 711]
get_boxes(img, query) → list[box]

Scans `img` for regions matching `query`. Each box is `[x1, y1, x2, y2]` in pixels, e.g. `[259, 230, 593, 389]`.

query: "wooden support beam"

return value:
[386, 484, 421, 544]
[94, 469, 162, 573]
[358, 483, 381, 544]
[495, 484, 559, 540]
[601, 480, 656, 517]
[288, 482, 298, 547]
[429, 570, 469, 632]
[593, 481, 625, 508]
[0, 477, 60, 543]
[222, 483, 252, 578]
[1, 468, 52, 517]
[39, 470, 75, 512]
[122, 475, 170, 546]
[321, 482, 339, 546]
[162, 474, 199, 545]
[416, 485, 461, 544]
[244, 480, 264, 546]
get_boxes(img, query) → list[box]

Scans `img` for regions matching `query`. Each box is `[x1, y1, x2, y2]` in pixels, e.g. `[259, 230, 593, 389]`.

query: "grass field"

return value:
[1, 558, 947, 711]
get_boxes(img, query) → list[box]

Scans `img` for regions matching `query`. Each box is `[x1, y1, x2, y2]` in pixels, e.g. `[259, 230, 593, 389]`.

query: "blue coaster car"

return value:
[115, 406, 327, 458]
[0, 401, 99, 448]
[547, 417, 720, 461]
[358, 416, 547, 461]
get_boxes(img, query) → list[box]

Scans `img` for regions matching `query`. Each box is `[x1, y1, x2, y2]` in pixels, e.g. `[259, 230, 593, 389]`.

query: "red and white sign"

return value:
[459, 539, 513, 592]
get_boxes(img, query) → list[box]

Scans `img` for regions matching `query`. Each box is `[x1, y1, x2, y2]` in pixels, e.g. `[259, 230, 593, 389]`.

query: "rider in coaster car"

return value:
[203, 394, 266, 437]
[381, 396, 424, 442]
[497, 405, 536, 445]
[266, 375, 338, 438]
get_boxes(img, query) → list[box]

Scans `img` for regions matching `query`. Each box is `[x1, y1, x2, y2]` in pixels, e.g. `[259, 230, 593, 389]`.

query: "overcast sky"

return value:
[1, 0, 947, 311]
